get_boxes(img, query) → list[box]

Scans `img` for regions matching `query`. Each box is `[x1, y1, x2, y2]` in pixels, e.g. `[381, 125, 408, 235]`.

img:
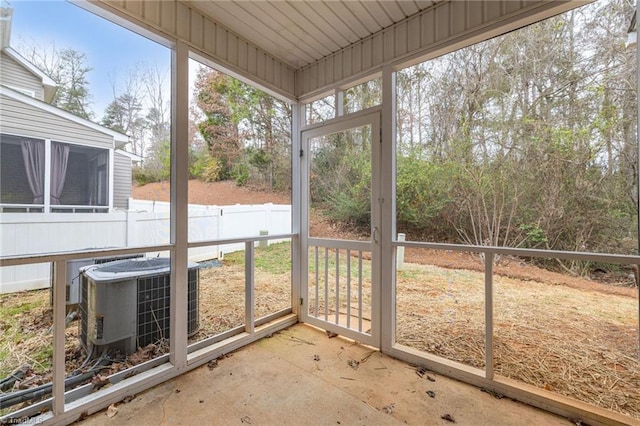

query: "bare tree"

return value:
[102, 67, 147, 155]
[19, 42, 94, 119]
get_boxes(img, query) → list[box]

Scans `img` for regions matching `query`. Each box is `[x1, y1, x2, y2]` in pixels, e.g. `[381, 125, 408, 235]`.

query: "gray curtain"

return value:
[50, 142, 70, 205]
[21, 140, 45, 204]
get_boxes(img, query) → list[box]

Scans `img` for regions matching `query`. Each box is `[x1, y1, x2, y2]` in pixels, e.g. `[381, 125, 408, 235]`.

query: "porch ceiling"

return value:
[184, 1, 440, 70]
[92, 0, 583, 99]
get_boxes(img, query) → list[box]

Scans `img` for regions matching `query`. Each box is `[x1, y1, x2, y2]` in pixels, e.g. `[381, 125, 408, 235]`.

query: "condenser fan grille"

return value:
[97, 257, 170, 273]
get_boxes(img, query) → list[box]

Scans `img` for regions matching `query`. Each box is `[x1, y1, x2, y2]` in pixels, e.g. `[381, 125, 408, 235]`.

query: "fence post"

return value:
[126, 210, 136, 247]
[396, 233, 406, 270]
[259, 230, 269, 248]
[218, 207, 224, 258]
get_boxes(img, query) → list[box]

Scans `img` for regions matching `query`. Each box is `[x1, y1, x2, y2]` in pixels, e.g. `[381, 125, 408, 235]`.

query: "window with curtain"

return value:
[50, 141, 70, 205]
[0, 134, 46, 206]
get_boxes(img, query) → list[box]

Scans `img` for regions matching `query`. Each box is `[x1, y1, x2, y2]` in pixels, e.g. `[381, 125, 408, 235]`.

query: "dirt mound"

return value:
[405, 248, 637, 298]
[132, 180, 290, 206]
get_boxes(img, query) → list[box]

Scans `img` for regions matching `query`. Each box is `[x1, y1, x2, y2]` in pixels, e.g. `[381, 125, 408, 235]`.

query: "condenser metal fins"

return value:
[79, 257, 199, 355]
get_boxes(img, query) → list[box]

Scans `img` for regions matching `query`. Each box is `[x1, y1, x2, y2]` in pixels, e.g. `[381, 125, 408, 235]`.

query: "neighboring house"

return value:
[0, 8, 137, 213]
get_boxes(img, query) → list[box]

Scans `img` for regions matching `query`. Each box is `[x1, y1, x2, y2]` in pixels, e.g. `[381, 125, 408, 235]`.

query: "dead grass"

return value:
[395, 263, 640, 419]
[0, 290, 53, 379]
[192, 264, 291, 339]
[1, 251, 638, 420]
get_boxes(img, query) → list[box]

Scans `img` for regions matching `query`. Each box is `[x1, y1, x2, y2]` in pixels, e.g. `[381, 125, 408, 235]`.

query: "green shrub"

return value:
[202, 157, 223, 182]
[133, 166, 162, 185]
[396, 155, 454, 235]
[190, 154, 223, 183]
[233, 162, 249, 186]
[325, 190, 370, 227]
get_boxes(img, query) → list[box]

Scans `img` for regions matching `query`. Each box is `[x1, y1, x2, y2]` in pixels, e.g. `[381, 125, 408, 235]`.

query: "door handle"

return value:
[373, 227, 379, 244]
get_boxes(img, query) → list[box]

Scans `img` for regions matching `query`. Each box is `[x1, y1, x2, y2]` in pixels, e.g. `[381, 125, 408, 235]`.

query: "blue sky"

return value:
[8, 0, 171, 118]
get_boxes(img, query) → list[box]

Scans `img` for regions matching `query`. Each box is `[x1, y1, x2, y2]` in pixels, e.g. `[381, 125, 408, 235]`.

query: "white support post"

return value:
[44, 139, 51, 212]
[380, 65, 397, 352]
[245, 241, 255, 334]
[485, 252, 494, 380]
[396, 233, 406, 270]
[108, 148, 114, 212]
[291, 103, 302, 317]
[170, 41, 189, 369]
[52, 260, 67, 415]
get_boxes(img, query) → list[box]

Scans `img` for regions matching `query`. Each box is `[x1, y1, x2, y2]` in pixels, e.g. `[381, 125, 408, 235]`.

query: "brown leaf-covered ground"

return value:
[133, 180, 637, 297]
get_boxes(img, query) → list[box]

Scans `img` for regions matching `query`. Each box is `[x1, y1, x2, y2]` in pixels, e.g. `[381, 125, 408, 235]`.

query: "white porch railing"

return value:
[306, 241, 373, 344]
[385, 241, 640, 426]
[0, 233, 297, 424]
[0, 204, 108, 213]
[0, 203, 45, 213]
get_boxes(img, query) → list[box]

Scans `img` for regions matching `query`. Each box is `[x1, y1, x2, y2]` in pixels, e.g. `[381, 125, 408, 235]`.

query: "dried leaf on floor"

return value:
[326, 331, 338, 338]
[416, 366, 436, 382]
[382, 403, 395, 414]
[347, 359, 360, 370]
[91, 374, 110, 390]
[416, 366, 427, 378]
[208, 359, 218, 370]
[106, 404, 118, 418]
[441, 414, 456, 423]
[241, 415, 252, 424]
[313, 354, 320, 361]
[426, 390, 435, 398]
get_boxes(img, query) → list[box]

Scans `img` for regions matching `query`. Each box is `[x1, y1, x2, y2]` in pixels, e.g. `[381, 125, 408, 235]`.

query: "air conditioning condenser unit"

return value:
[79, 257, 199, 355]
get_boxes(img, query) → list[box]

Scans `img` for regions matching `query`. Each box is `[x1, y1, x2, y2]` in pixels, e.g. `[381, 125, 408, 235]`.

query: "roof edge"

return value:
[1, 85, 130, 144]
[3, 46, 57, 89]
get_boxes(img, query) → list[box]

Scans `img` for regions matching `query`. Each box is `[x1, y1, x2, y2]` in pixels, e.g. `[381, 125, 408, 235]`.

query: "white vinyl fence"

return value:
[0, 199, 291, 293]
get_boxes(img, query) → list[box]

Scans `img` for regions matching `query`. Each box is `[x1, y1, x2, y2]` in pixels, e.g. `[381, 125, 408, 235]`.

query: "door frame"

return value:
[299, 108, 381, 347]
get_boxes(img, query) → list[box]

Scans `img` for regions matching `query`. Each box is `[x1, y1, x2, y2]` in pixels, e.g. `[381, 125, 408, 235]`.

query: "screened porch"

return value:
[0, 1, 638, 426]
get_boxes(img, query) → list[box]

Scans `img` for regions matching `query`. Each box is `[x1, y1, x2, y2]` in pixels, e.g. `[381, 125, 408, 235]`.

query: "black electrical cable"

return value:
[0, 360, 110, 410]
[78, 344, 95, 371]
[0, 365, 29, 392]
[0, 364, 31, 391]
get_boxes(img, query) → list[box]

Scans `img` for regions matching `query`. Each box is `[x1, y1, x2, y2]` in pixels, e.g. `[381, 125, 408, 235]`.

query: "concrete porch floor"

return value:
[80, 323, 570, 425]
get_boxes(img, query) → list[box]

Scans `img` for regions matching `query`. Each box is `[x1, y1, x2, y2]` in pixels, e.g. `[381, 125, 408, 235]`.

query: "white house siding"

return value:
[0, 93, 113, 148]
[113, 151, 132, 210]
[0, 51, 44, 100]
